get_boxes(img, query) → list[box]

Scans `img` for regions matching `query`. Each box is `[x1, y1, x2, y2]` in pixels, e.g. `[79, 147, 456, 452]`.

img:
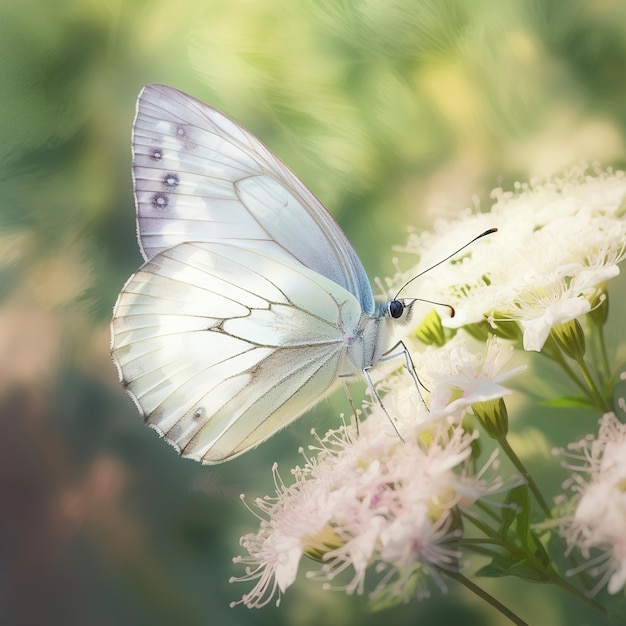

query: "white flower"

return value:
[231, 402, 504, 607]
[396, 166, 626, 352]
[377, 333, 524, 423]
[230, 332, 523, 607]
[555, 410, 626, 595]
[230, 466, 327, 608]
[431, 334, 526, 407]
[509, 272, 594, 352]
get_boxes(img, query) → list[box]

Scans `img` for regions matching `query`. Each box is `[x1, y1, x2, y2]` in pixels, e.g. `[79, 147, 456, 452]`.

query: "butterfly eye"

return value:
[388, 300, 404, 319]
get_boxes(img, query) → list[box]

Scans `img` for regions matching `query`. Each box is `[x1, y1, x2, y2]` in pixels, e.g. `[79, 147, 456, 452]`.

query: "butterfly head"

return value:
[384, 298, 416, 325]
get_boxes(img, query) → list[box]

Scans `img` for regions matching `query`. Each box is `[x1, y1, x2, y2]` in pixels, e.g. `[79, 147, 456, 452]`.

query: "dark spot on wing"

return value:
[151, 148, 163, 161]
[152, 193, 169, 210]
[174, 124, 197, 151]
[163, 172, 180, 188]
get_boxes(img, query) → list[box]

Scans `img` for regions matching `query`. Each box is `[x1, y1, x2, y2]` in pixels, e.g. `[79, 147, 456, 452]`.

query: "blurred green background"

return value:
[1, 0, 625, 624]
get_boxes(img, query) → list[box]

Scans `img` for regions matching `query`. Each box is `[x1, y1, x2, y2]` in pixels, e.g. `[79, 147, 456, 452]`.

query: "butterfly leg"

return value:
[340, 378, 360, 436]
[378, 340, 429, 410]
[360, 367, 405, 442]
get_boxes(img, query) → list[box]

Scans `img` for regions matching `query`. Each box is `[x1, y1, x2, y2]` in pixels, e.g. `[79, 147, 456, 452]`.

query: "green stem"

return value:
[599, 331, 612, 388]
[460, 512, 621, 623]
[497, 436, 551, 517]
[543, 328, 614, 412]
[545, 569, 617, 622]
[462, 510, 503, 542]
[440, 569, 529, 626]
[591, 320, 612, 390]
[461, 510, 530, 561]
[572, 353, 611, 412]
[475, 499, 502, 523]
[542, 336, 593, 400]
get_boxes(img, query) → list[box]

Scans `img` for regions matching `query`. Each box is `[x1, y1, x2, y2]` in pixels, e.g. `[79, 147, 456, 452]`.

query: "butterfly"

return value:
[110, 84, 419, 464]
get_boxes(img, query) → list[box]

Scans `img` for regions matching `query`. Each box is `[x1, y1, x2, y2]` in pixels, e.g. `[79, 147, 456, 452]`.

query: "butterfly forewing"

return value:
[132, 84, 375, 314]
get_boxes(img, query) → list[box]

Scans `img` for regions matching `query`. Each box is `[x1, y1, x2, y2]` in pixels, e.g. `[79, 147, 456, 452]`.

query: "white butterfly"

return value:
[111, 84, 418, 464]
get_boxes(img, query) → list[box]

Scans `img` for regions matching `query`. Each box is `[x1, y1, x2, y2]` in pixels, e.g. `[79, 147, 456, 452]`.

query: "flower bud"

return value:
[414, 309, 447, 347]
[550, 319, 586, 360]
[472, 397, 509, 439]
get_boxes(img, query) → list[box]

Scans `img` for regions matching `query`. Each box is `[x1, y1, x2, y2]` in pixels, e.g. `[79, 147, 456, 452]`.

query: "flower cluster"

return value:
[231, 336, 519, 607]
[555, 407, 626, 596]
[232, 166, 626, 618]
[396, 165, 626, 352]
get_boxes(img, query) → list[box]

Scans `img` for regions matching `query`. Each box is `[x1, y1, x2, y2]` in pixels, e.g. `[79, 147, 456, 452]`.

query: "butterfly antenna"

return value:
[409, 298, 456, 318]
[394, 227, 497, 300]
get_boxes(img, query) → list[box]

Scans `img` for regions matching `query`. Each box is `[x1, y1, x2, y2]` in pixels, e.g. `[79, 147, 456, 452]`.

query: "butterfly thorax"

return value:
[340, 298, 413, 376]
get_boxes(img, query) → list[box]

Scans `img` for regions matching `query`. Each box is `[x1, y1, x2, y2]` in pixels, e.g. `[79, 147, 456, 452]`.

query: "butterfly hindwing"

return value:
[111, 241, 363, 463]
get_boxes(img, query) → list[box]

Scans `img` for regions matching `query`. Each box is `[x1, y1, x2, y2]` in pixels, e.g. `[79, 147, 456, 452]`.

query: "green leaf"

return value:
[476, 555, 551, 582]
[540, 396, 597, 409]
[529, 531, 551, 567]
[476, 559, 510, 578]
[500, 485, 531, 546]
[508, 559, 551, 582]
